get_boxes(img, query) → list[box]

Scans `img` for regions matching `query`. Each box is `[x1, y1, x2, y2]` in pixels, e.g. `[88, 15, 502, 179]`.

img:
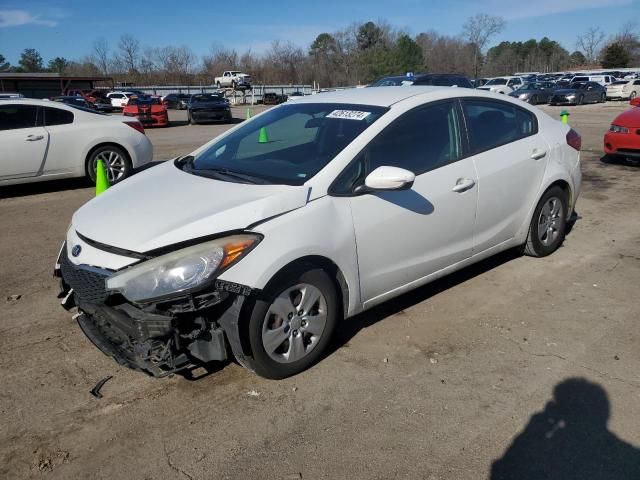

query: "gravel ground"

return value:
[0, 101, 639, 479]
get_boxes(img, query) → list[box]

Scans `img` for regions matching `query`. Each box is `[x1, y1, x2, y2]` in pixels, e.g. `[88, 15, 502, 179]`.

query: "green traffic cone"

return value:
[246, 108, 252, 120]
[560, 109, 569, 124]
[258, 126, 269, 143]
[95, 159, 110, 196]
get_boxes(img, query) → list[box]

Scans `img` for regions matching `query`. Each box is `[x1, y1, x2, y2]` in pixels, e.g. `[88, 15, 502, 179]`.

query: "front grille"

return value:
[59, 247, 111, 303]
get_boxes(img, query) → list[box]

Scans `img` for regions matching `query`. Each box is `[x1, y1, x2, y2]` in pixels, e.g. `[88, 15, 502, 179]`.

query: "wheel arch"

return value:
[84, 142, 132, 177]
[516, 177, 573, 244]
[258, 255, 349, 320]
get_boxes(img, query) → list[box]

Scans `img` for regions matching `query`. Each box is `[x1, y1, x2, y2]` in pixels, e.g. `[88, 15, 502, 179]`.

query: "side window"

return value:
[331, 101, 463, 194]
[634, 80, 640, 86]
[44, 107, 74, 126]
[0, 104, 38, 131]
[462, 99, 537, 154]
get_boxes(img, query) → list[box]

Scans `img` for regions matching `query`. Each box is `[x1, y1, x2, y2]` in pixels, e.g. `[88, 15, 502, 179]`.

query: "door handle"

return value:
[531, 149, 547, 160]
[452, 178, 475, 193]
[25, 135, 44, 141]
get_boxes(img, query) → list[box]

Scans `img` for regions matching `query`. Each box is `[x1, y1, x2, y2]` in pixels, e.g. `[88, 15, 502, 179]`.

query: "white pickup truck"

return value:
[214, 71, 252, 90]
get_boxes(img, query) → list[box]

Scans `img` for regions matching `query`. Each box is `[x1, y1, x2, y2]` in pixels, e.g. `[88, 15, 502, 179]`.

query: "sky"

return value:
[0, 0, 639, 65]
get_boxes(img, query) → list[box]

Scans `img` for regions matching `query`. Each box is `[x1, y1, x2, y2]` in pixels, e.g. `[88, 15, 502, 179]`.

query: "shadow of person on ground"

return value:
[491, 377, 640, 480]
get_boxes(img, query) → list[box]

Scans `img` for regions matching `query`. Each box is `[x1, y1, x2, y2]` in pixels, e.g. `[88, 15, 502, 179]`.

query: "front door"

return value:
[0, 104, 48, 180]
[340, 100, 478, 307]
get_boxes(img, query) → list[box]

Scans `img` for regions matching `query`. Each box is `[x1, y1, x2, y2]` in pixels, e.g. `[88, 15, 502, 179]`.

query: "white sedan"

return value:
[56, 87, 581, 379]
[0, 99, 153, 186]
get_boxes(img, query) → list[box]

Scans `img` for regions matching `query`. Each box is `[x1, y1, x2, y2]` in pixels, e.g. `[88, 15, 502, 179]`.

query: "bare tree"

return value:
[92, 38, 110, 75]
[462, 14, 506, 78]
[576, 27, 606, 64]
[117, 34, 141, 74]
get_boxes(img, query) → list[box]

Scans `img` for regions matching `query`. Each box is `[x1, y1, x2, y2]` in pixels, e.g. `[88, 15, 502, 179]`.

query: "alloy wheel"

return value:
[537, 196, 564, 247]
[94, 150, 126, 183]
[261, 283, 328, 363]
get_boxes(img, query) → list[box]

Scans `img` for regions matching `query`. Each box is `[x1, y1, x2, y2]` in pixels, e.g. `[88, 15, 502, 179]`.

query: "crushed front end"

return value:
[55, 240, 255, 377]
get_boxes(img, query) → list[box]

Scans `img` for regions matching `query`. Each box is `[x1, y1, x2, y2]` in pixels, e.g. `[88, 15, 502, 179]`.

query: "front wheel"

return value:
[87, 145, 132, 184]
[523, 186, 568, 257]
[243, 267, 338, 379]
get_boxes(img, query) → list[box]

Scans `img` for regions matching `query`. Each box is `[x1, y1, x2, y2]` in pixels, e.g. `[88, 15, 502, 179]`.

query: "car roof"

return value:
[292, 86, 456, 107]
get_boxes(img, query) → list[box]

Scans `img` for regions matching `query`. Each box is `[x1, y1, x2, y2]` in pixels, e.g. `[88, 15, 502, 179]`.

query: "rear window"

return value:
[44, 107, 74, 126]
[462, 99, 537, 154]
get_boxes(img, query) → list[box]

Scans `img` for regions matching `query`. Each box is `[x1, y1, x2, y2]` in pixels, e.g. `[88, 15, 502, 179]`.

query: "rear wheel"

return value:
[599, 93, 606, 103]
[243, 267, 338, 379]
[523, 186, 568, 257]
[530, 95, 538, 105]
[86, 145, 132, 184]
[630, 91, 637, 100]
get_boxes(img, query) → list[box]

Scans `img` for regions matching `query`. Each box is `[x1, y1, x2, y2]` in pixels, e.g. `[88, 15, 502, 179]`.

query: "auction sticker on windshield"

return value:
[326, 110, 371, 120]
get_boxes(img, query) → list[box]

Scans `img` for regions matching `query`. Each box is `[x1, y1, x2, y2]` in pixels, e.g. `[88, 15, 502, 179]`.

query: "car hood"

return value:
[613, 108, 640, 128]
[510, 89, 537, 95]
[72, 161, 311, 253]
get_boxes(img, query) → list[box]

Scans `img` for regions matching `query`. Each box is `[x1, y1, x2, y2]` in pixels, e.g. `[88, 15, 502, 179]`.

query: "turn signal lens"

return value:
[221, 239, 258, 269]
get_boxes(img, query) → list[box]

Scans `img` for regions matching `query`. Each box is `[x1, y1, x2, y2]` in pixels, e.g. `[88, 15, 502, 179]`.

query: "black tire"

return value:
[523, 186, 568, 257]
[188, 112, 196, 125]
[577, 95, 584, 105]
[242, 267, 339, 379]
[216, 82, 221, 89]
[530, 95, 538, 105]
[630, 91, 636, 100]
[231, 80, 237, 89]
[599, 93, 606, 103]
[86, 144, 132, 184]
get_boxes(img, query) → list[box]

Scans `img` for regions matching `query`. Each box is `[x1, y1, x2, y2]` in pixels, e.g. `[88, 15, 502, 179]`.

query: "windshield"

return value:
[486, 78, 507, 85]
[187, 103, 388, 185]
[192, 94, 224, 102]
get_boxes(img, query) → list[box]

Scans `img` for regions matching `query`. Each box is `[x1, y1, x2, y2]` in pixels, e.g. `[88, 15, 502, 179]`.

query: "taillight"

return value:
[566, 128, 581, 151]
[124, 121, 145, 135]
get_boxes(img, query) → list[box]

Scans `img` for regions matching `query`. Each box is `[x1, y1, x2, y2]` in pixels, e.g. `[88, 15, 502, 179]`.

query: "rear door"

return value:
[461, 98, 548, 253]
[0, 104, 48, 179]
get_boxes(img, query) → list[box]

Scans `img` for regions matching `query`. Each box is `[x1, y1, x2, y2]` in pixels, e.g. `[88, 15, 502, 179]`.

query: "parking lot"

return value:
[1, 101, 639, 479]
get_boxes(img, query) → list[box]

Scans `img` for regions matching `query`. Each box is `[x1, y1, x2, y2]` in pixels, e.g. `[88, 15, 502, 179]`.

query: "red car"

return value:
[631, 97, 640, 107]
[122, 96, 169, 127]
[604, 104, 640, 161]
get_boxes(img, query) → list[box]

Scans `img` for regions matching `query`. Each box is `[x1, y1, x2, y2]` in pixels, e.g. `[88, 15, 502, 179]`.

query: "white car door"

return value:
[338, 100, 478, 307]
[461, 98, 549, 253]
[0, 103, 48, 180]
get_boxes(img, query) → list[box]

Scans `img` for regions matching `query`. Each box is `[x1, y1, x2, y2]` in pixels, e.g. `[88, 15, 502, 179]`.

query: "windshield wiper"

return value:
[192, 167, 270, 184]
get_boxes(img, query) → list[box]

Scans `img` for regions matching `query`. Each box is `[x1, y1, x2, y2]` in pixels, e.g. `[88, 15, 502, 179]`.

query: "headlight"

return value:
[567, 94, 576, 99]
[518, 93, 530, 99]
[105, 234, 261, 302]
[609, 124, 629, 133]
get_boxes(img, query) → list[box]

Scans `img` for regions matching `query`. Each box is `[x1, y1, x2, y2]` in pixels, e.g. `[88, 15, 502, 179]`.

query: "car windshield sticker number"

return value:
[326, 110, 371, 121]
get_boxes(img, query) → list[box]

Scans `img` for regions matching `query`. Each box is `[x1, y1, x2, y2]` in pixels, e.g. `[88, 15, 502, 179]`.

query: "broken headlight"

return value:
[105, 234, 261, 303]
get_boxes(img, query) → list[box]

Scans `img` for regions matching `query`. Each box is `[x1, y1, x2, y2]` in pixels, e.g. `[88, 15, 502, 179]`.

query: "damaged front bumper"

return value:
[55, 244, 255, 377]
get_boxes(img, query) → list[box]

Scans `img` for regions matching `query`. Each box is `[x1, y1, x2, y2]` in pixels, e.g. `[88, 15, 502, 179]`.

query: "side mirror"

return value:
[362, 166, 415, 191]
